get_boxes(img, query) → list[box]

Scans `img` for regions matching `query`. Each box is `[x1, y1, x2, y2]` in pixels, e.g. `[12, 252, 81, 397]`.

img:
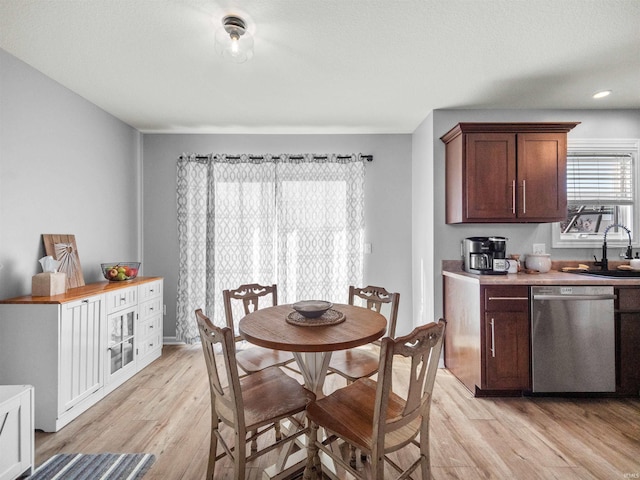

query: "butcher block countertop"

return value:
[0, 276, 163, 304]
[442, 260, 640, 286]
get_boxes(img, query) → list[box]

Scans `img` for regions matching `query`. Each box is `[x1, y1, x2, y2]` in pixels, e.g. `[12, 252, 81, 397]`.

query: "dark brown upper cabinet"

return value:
[441, 122, 579, 224]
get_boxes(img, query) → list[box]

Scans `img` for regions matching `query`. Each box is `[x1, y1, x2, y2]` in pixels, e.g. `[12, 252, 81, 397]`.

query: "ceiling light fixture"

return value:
[215, 15, 254, 64]
[592, 90, 612, 99]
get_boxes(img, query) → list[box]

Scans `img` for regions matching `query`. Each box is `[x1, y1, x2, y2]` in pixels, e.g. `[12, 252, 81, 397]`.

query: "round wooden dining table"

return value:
[239, 303, 386, 479]
[239, 303, 387, 397]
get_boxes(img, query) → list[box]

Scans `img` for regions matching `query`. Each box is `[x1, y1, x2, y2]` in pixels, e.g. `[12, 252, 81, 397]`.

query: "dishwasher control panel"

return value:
[531, 285, 615, 297]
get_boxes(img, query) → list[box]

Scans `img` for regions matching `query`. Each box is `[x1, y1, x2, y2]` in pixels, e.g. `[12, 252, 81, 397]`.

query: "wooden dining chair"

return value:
[223, 283, 297, 374]
[195, 309, 316, 480]
[328, 285, 400, 382]
[303, 319, 446, 480]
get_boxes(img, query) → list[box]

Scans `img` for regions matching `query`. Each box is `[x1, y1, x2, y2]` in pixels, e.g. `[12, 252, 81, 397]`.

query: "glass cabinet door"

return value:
[108, 306, 136, 376]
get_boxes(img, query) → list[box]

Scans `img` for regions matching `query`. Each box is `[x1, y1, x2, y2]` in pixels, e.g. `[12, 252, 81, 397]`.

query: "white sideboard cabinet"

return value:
[0, 277, 163, 432]
[0, 385, 34, 480]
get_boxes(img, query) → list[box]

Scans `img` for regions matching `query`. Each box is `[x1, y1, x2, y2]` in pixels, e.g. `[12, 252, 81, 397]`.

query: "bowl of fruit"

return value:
[101, 262, 140, 282]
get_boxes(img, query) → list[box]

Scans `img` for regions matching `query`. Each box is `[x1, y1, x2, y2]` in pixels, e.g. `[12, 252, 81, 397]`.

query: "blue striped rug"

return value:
[29, 453, 155, 480]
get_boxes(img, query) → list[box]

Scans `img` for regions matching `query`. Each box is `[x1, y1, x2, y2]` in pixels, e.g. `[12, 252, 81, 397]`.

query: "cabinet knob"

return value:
[82, 299, 89, 304]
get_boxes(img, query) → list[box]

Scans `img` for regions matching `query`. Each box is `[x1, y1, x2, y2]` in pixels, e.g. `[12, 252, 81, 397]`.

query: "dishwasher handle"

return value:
[532, 294, 616, 301]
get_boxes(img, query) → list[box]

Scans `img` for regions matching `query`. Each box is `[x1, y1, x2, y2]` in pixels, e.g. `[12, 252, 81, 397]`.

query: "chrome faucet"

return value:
[594, 223, 633, 271]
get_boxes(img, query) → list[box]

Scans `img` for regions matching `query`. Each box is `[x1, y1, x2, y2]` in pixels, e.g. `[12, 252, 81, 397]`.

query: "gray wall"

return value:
[0, 49, 141, 299]
[142, 134, 414, 339]
[415, 108, 640, 322]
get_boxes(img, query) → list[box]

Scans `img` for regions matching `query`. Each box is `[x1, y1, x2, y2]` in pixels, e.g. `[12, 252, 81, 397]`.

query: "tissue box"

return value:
[32, 272, 67, 296]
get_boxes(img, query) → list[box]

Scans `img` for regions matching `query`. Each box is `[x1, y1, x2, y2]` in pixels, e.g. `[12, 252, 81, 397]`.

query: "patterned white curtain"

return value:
[175, 153, 365, 343]
[175, 155, 211, 344]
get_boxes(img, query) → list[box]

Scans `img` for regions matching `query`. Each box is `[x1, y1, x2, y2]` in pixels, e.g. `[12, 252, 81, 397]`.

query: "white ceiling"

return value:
[1, 0, 639, 134]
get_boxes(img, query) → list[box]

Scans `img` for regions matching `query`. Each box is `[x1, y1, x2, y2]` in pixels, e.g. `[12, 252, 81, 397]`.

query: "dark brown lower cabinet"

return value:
[444, 275, 530, 396]
[482, 286, 530, 392]
[616, 287, 640, 395]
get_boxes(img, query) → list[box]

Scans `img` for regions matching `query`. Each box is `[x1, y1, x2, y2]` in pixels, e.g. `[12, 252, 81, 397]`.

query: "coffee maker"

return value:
[463, 236, 508, 275]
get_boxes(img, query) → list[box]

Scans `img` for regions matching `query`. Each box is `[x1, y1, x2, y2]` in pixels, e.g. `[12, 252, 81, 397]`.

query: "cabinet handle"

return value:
[490, 318, 496, 358]
[82, 299, 89, 304]
[511, 180, 516, 214]
[488, 297, 529, 301]
[522, 180, 526, 214]
[150, 289, 154, 293]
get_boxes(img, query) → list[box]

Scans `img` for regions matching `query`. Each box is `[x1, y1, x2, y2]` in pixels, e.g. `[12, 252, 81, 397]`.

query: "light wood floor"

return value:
[34, 344, 640, 479]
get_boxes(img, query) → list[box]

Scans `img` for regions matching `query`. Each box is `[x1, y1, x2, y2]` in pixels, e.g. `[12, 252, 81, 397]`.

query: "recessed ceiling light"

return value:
[592, 90, 612, 99]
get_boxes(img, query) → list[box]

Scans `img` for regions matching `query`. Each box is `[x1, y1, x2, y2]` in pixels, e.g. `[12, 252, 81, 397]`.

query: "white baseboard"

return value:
[163, 336, 185, 345]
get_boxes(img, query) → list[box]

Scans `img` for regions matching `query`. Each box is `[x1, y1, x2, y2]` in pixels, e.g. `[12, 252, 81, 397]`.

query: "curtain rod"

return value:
[191, 154, 373, 162]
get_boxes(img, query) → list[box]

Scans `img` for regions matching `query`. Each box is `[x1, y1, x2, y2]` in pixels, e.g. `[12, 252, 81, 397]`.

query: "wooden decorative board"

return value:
[42, 234, 85, 289]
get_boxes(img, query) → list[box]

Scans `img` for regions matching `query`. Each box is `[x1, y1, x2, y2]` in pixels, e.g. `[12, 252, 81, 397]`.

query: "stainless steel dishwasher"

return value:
[531, 285, 616, 393]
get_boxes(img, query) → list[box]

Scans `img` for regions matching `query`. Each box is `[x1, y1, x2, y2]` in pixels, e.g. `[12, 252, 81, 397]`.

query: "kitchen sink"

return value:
[576, 270, 640, 278]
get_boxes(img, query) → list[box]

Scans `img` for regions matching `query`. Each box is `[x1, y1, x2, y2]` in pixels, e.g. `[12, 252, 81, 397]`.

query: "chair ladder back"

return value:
[349, 285, 400, 340]
[223, 284, 278, 341]
[195, 309, 246, 433]
[371, 333, 396, 451]
[396, 320, 445, 415]
[373, 320, 446, 447]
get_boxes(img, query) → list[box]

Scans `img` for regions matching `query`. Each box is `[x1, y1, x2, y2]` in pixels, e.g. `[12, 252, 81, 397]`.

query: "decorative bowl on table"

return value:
[292, 300, 333, 318]
[101, 262, 141, 281]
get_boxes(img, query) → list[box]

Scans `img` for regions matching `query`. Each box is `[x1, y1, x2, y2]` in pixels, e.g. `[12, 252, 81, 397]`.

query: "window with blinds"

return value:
[567, 154, 633, 205]
[553, 139, 639, 248]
